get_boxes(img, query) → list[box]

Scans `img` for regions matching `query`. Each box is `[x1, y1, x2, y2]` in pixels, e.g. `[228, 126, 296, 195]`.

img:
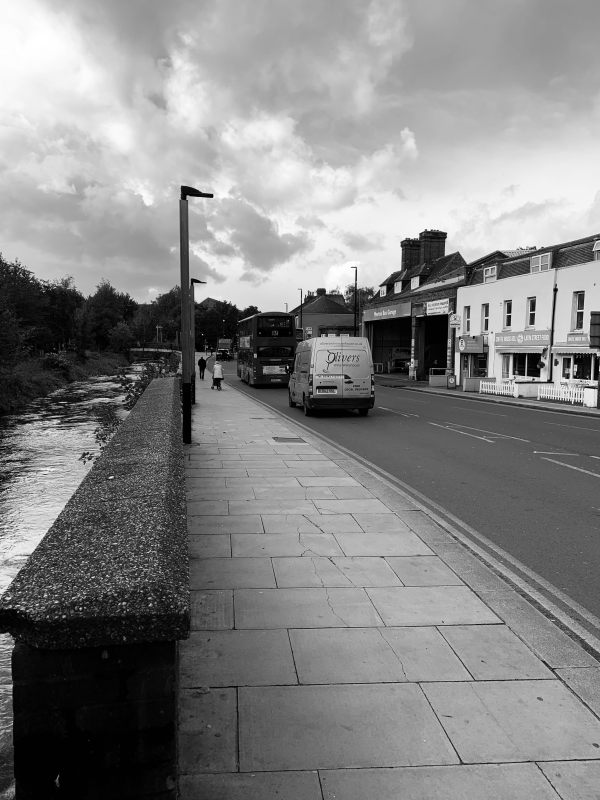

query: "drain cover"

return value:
[273, 436, 306, 443]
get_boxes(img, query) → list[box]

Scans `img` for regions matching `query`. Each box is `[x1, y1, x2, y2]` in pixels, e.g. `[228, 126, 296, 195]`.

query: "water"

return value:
[0, 373, 132, 795]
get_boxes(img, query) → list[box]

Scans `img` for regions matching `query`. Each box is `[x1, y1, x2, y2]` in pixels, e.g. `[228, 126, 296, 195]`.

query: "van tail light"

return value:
[371, 375, 375, 396]
[309, 375, 313, 397]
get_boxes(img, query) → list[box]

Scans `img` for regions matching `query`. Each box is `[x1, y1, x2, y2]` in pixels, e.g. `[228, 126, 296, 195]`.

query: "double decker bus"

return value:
[237, 312, 297, 386]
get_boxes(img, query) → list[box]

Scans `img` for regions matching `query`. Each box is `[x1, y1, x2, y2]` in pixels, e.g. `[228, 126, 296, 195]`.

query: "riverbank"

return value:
[0, 352, 129, 416]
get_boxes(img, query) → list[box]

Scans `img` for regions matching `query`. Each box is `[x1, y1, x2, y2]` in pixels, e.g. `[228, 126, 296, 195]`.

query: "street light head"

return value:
[181, 185, 213, 200]
[190, 278, 207, 285]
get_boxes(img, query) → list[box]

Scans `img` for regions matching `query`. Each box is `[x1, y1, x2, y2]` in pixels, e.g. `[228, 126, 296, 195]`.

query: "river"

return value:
[0, 373, 132, 796]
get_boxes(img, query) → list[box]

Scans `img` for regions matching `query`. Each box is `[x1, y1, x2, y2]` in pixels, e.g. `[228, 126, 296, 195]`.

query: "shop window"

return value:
[513, 353, 541, 378]
[530, 253, 552, 273]
[562, 357, 572, 379]
[481, 303, 489, 332]
[572, 291, 585, 330]
[573, 353, 592, 380]
[502, 354, 511, 379]
[463, 305, 471, 333]
[504, 299, 512, 328]
[483, 265, 496, 283]
[473, 354, 488, 377]
[526, 297, 536, 327]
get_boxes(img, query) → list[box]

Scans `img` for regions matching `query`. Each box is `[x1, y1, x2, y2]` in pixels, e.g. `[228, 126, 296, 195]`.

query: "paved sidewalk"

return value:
[178, 373, 600, 799]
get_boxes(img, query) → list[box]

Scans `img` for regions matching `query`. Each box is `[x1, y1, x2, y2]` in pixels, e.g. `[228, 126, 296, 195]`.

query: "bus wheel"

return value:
[288, 391, 296, 408]
[303, 396, 312, 416]
[358, 408, 369, 417]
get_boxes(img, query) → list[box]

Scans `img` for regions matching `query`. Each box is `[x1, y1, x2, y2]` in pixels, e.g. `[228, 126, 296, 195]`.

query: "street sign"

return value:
[449, 314, 461, 328]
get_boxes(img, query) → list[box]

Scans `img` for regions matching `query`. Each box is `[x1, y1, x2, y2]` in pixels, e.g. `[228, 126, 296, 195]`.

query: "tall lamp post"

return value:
[190, 278, 206, 404]
[350, 264, 358, 336]
[298, 289, 303, 339]
[180, 185, 213, 444]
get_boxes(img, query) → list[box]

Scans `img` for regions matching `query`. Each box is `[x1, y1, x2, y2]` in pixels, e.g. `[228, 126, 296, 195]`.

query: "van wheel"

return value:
[303, 397, 312, 416]
[288, 391, 296, 408]
[358, 408, 369, 417]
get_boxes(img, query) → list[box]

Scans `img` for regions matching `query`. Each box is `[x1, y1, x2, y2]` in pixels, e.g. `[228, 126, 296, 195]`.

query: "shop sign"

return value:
[458, 336, 486, 353]
[494, 329, 551, 349]
[426, 298, 450, 316]
[449, 313, 461, 328]
[566, 333, 590, 345]
[362, 301, 410, 322]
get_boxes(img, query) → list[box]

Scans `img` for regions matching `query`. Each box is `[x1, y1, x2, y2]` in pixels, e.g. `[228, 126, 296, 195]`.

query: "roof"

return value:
[301, 295, 351, 315]
[366, 252, 466, 308]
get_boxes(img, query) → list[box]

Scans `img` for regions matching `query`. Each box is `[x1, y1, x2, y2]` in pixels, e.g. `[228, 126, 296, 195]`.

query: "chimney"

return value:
[419, 229, 447, 264]
[316, 288, 326, 296]
[401, 238, 420, 269]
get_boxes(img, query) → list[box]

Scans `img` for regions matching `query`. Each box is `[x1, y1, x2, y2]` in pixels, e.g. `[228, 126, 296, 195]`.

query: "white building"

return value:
[455, 234, 600, 389]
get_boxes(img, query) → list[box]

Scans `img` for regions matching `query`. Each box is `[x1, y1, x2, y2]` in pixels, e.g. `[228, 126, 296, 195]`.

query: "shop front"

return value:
[494, 330, 551, 381]
[457, 335, 488, 390]
[551, 334, 599, 383]
[363, 301, 411, 372]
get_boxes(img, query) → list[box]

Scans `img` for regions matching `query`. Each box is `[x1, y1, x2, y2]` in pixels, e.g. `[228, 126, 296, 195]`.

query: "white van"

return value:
[288, 336, 375, 416]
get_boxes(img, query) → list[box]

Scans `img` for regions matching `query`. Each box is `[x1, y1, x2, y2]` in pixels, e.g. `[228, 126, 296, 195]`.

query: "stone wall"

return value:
[0, 377, 188, 799]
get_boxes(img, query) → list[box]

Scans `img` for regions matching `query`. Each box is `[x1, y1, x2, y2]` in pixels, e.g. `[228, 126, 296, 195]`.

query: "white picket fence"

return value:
[480, 380, 515, 397]
[537, 384, 585, 405]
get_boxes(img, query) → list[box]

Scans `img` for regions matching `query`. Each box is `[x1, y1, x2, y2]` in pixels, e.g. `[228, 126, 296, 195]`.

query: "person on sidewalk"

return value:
[197, 356, 206, 379]
[212, 360, 224, 390]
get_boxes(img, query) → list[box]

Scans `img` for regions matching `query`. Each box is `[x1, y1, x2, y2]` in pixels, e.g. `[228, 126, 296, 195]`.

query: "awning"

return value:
[495, 346, 545, 354]
[551, 345, 599, 354]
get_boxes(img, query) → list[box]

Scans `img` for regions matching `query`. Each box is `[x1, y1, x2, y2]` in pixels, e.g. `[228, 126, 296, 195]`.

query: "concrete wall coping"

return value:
[0, 377, 190, 649]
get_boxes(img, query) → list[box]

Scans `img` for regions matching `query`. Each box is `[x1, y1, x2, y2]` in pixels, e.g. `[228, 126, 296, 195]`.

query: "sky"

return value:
[2, 0, 600, 311]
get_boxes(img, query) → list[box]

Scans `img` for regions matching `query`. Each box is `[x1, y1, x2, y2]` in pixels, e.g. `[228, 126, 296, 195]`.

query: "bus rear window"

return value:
[257, 317, 293, 336]
[257, 346, 295, 358]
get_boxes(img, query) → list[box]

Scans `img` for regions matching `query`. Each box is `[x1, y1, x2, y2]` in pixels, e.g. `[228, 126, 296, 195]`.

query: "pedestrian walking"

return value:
[212, 360, 224, 390]
[197, 356, 206, 379]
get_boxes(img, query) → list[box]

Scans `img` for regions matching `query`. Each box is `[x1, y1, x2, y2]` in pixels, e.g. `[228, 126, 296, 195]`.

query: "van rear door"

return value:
[313, 339, 372, 402]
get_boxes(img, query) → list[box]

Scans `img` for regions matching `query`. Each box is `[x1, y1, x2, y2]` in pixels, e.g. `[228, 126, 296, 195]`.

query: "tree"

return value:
[108, 321, 135, 354]
[239, 305, 260, 319]
[344, 284, 375, 314]
[86, 280, 138, 350]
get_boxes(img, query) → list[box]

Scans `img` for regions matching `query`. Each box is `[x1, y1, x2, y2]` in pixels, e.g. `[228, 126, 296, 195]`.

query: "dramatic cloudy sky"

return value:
[2, 0, 600, 309]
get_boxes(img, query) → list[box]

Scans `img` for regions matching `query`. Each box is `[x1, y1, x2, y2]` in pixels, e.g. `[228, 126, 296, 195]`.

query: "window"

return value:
[526, 297, 536, 327]
[572, 291, 585, 330]
[504, 300, 512, 328]
[593, 241, 600, 261]
[483, 265, 496, 283]
[513, 353, 541, 378]
[394, 281, 402, 294]
[379, 286, 387, 297]
[410, 276, 420, 290]
[463, 306, 471, 334]
[481, 303, 489, 332]
[530, 253, 552, 273]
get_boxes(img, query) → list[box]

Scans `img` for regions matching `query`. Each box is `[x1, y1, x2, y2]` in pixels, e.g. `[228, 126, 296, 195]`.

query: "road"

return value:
[228, 370, 600, 626]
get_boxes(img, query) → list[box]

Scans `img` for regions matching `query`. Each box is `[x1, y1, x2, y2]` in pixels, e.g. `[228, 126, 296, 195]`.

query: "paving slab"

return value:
[190, 557, 276, 589]
[234, 588, 384, 628]
[296, 476, 360, 486]
[423, 679, 600, 763]
[320, 763, 561, 800]
[555, 667, 600, 717]
[190, 590, 233, 629]
[238, 684, 458, 770]
[386, 555, 463, 585]
[290, 627, 470, 684]
[335, 531, 433, 556]
[262, 514, 362, 533]
[188, 515, 264, 534]
[352, 513, 408, 532]
[179, 687, 237, 773]
[231, 533, 344, 557]
[180, 771, 323, 800]
[314, 498, 394, 515]
[229, 499, 318, 515]
[440, 624, 554, 680]
[367, 586, 501, 626]
[179, 630, 297, 687]
[538, 760, 600, 800]
[188, 534, 231, 558]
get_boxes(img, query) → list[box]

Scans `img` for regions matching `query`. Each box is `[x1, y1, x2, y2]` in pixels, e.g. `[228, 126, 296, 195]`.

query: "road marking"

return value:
[543, 420, 600, 433]
[378, 406, 419, 417]
[428, 422, 494, 442]
[534, 451, 578, 456]
[542, 457, 600, 478]
[444, 423, 529, 441]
